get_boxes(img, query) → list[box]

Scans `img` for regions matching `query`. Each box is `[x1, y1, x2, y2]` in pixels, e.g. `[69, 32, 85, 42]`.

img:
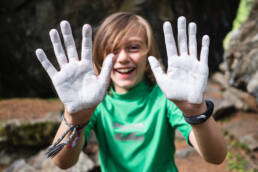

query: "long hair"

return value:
[93, 12, 161, 86]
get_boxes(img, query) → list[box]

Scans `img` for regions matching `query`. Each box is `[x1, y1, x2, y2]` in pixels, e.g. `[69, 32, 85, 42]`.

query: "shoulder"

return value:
[152, 84, 182, 115]
[149, 84, 165, 99]
[149, 84, 180, 114]
[151, 84, 175, 105]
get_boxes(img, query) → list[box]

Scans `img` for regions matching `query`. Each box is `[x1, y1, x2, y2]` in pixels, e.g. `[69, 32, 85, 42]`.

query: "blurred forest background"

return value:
[0, 0, 240, 98]
[1, 0, 258, 171]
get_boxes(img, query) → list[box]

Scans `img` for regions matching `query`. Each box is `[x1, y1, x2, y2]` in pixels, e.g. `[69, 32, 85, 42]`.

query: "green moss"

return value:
[0, 124, 5, 136]
[226, 152, 254, 172]
[45, 97, 60, 102]
[225, 130, 257, 171]
[6, 121, 59, 147]
[230, 138, 250, 152]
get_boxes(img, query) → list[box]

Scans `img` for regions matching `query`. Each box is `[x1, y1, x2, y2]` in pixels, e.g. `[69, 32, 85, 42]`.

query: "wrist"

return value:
[64, 106, 96, 125]
[183, 100, 214, 125]
[46, 113, 88, 158]
[182, 100, 207, 117]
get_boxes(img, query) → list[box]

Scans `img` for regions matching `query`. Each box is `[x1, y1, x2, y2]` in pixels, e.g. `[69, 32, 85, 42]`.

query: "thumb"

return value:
[148, 56, 166, 82]
[98, 53, 114, 83]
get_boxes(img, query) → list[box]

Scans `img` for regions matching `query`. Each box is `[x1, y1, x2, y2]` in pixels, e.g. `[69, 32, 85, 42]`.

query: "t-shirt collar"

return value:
[110, 80, 151, 100]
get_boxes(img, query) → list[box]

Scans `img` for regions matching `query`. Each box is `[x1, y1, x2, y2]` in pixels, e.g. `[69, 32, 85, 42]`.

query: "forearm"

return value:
[52, 121, 85, 169]
[189, 117, 227, 164]
[177, 99, 227, 164]
[52, 108, 95, 169]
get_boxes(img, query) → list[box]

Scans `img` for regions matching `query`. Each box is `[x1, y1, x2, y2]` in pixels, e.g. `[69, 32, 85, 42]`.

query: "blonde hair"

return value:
[93, 12, 161, 85]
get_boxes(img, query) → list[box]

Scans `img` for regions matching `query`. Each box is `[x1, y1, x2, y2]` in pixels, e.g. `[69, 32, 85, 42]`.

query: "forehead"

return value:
[118, 26, 147, 47]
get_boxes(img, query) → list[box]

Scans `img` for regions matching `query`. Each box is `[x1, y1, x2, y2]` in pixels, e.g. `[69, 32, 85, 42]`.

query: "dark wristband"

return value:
[183, 100, 214, 125]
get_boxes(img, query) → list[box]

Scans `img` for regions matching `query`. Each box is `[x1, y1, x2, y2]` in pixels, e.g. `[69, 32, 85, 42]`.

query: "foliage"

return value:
[226, 152, 254, 172]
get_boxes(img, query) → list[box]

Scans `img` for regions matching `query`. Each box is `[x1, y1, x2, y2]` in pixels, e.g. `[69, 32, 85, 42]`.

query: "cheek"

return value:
[133, 52, 147, 64]
[135, 55, 147, 74]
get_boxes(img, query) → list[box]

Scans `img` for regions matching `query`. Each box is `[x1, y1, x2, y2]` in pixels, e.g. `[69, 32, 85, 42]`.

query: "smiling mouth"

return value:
[115, 68, 135, 74]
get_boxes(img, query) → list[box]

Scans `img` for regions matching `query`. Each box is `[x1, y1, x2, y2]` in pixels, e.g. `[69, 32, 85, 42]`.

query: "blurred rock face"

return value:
[0, 0, 239, 98]
[224, 0, 258, 101]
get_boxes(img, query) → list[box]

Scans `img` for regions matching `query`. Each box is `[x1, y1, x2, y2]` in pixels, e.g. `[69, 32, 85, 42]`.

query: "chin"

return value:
[114, 80, 138, 90]
[118, 81, 136, 89]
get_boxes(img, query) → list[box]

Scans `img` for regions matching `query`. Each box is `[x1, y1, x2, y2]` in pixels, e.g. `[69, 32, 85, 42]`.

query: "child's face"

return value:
[110, 27, 148, 94]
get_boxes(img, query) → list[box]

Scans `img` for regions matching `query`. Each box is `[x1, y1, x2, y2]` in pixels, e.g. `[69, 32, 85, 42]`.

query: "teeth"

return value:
[118, 69, 131, 73]
[116, 68, 134, 73]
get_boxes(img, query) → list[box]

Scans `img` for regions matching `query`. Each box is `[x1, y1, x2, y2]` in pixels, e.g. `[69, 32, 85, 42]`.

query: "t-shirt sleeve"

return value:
[83, 106, 99, 146]
[166, 100, 192, 146]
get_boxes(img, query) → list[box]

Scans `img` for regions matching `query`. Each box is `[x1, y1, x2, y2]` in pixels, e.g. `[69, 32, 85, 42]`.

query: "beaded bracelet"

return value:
[45, 113, 88, 158]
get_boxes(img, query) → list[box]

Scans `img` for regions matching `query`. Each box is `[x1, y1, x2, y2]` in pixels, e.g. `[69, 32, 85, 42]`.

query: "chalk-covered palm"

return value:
[36, 21, 113, 113]
[148, 16, 209, 104]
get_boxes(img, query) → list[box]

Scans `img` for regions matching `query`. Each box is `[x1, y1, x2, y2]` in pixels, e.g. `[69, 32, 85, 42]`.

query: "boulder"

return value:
[210, 72, 258, 112]
[223, 118, 258, 151]
[0, 98, 63, 168]
[206, 79, 236, 118]
[0, 112, 61, 147]
[224, 0, 258, 101]
[4, 150, 96, 172]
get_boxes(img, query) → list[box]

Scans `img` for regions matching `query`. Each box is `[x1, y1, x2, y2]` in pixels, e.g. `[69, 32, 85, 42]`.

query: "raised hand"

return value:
[36, 21, 114, 114]
[148, 16, 209, 104]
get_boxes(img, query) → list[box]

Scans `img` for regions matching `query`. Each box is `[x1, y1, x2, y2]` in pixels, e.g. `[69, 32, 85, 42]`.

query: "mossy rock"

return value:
[4, 121, 59, 147]
[0, 112, 61, 148]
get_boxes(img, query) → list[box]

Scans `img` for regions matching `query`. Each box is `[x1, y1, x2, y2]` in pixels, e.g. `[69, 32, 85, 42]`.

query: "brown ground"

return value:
[0, 98, 256, 171]
[0, 98, 63, 121]
[175, 138, 228, 172]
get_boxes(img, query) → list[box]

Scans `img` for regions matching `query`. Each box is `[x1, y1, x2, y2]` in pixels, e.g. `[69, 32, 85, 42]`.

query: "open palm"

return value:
[148, 16, 209, 104]
[36, 21, 113, 113]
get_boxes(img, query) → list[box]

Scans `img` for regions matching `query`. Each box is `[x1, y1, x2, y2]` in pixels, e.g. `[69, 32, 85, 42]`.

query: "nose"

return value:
[115, 49, 130, 64]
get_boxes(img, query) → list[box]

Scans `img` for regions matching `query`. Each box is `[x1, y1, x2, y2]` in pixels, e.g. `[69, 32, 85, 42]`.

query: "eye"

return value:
[128, 44, 140, 52]
[113, 48, 119, 55]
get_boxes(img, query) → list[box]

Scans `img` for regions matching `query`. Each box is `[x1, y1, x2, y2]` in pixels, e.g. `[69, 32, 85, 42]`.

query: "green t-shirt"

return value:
[84, 81, 192, 172]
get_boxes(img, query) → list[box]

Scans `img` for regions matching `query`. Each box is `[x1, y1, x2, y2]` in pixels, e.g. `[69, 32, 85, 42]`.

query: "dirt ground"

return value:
[0, 98, 256, 172]
[0, 98, 63, 121]
[175, 138, 228, 172]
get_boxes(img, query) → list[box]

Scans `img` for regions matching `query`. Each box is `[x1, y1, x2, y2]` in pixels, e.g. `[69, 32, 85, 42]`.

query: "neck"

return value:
[114, 86, 129, 94]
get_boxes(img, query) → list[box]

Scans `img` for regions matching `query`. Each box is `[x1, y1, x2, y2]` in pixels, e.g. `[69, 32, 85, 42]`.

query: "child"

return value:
[35, 12, 226, 171]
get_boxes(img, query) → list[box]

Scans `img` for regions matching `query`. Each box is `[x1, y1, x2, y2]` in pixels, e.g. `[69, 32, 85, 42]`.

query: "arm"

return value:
[189, 117, 227, 164]
[148, 16, 227, 164]
[177, 98, 226, 164]
[35, 21, 113, 169]
[52, 109, 93, 169]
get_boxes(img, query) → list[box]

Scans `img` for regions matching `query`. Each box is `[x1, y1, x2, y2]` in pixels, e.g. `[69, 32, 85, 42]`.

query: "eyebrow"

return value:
[126, 39, 144, 44]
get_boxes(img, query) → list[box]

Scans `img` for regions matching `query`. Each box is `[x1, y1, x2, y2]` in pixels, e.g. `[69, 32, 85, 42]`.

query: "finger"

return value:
[49, 29, 68, 67]
[98, 54, 114, 83]
[163, 21, 178, 58]
[188, 22, 197, 58]
[177, 16, 188, 56]
[200, 35, 210, 65]
[60, 20, 79, 62]
[81, 24, 94, 73]
[35, 49, 57, 77]
[81, 24, 92, 61]
[148, 56, 166, 82]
